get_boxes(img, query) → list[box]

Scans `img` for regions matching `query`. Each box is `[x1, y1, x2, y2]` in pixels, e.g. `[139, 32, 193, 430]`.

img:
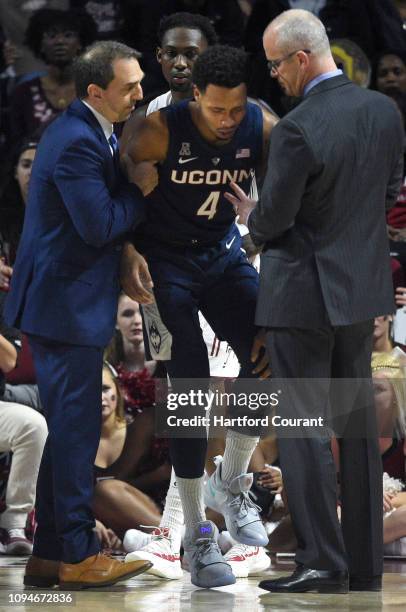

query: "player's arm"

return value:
[119, 111, 169, 303]
[120, 109, 169, 165]
[258, 105, 278, 183]
[119, 104, 148, 152]
[239, 105, 278, 257]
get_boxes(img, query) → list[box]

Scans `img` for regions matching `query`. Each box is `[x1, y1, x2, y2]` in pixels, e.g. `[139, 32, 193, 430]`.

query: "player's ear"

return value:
[156, 46, 163, 64]
[193, 84, 200, 102]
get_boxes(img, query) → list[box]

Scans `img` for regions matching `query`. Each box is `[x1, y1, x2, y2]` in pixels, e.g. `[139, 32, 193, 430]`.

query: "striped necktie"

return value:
[108, 132, 120, 172]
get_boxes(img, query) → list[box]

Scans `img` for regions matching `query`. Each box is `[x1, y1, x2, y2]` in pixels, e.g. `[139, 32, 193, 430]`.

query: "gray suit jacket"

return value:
[249, 74, 404, 328]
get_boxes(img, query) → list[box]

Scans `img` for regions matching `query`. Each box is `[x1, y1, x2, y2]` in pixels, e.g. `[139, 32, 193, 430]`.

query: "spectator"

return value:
[245, 1, 406, 114]
[0, 291, 47, 555]
[106, 293, 155, 375]
[373, 315, 396, 354]
[369, 52, 406, 276]
[373, 351, 406, 440]
[69, 1, 124, 41]
[0, 139, 38, 270]
[394, 0, 406, 27]
[0, 26, 18, 202]
[0, 1, 69, 77]
[105, 295, 170, 505]
[371, 352, 406, 555]
[92, 363, 164, 540]
[373, 51, 406, 100]
[9, 9, 96, 146]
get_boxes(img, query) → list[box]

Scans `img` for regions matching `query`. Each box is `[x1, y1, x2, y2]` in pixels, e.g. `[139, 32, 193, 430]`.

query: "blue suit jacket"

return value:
[5, 99, 145, 347]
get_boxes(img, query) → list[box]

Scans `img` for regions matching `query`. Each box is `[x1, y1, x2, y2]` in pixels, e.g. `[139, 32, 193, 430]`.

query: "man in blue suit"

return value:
[4, 41, 156, 589]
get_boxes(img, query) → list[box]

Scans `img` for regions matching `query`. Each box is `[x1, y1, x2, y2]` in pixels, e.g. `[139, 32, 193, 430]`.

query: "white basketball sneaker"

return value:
[125, 527, 183, 580]
[204, 456, 268, 547]
[224, 543, 271, 578]
[123, 528, 153, 553]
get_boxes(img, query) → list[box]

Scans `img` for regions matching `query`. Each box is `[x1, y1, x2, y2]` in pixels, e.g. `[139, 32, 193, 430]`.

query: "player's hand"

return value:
[95, 519, 112, 547]
[383, 492, 394, 513]
[126, 157, 158, 196]
[0, 258, 13, 290]
[120, 242, 154, 304]
[224, 181, 256, 226]
[251, 328, 271, 378]
[94, 519, 122, 549]
[257, 466, 283, 493]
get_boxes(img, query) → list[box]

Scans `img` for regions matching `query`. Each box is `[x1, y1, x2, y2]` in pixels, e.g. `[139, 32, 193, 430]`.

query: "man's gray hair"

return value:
[73, 40, 141, 98]
[269, 9, 331, 56]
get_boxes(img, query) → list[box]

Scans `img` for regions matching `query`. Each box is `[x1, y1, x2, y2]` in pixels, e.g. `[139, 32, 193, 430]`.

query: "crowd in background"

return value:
[1, 0, 406, 560]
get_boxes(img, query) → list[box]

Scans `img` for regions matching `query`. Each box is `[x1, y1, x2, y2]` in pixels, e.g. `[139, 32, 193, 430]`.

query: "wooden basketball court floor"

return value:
[0, 555, 405, 611]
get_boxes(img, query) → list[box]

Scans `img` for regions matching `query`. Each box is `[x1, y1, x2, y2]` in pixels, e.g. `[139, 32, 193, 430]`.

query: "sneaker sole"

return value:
[59, 562, 153, 590]
[192, 573, 237, 588]
[6, 543, 33, 556]
[125, 551, 183, 580]
[227, 558, 271, 578]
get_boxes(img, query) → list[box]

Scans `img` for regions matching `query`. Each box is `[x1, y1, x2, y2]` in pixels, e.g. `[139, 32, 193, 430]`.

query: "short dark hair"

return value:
[192, 45, 248, 91]
[371, 49, 406, 90]
[73, 41, 141, 99]
[25, 9, 97, 58]
[158, 12, 218, 46]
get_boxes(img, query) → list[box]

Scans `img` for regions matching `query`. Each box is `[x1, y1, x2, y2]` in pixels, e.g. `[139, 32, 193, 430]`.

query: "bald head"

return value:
[264, 9, 331, 59]
[263, 9, 337, 97]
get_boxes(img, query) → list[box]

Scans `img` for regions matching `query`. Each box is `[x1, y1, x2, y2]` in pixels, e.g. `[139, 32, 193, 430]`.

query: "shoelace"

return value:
[139, 525, 172, 543]
[229, 490, 262, 519]
[195, 538, 221, 563]
[225, 542, 249, 559]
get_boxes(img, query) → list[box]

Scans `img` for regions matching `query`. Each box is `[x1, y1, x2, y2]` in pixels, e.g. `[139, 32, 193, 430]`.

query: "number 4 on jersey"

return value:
[196, 191, 220, 220]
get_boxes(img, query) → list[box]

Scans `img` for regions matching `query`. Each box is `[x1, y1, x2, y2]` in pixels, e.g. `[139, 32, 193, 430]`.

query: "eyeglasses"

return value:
[267, 49, 311, 74]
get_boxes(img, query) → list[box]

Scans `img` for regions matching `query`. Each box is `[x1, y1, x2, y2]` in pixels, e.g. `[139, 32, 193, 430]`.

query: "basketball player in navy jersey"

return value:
[122, 15, 271, 583]
[122, 45, 278, 588]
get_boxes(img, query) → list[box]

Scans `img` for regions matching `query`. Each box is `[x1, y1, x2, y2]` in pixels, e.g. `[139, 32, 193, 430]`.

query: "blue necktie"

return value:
[108, 132, 119, 157]
[108, 133, 119, 172]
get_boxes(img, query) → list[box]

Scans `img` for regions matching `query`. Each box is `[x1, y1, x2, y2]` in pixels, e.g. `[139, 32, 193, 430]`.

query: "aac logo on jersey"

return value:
[179, 142, 191, 156]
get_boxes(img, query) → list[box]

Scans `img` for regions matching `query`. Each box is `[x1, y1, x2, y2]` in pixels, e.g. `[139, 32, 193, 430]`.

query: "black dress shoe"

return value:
[349, 575, 382, 591]
[259, 565, 349, 593]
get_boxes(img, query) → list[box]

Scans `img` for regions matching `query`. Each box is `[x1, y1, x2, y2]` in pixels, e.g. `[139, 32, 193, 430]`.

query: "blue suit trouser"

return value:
[28, 336, 102, 563]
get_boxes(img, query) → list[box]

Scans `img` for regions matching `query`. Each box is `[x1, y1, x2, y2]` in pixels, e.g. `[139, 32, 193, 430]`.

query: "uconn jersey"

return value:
[143, 100, 263, 246]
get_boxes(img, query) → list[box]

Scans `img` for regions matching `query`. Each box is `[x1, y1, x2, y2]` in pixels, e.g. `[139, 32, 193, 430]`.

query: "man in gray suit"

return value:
[226, 8, 404, 594]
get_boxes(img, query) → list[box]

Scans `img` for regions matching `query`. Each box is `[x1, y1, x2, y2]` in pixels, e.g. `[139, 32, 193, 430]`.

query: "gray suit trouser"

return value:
[265, 320, 383, 577]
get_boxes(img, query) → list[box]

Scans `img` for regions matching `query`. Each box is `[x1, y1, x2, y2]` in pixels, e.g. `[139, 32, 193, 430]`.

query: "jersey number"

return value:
[196, 191, 220, 220]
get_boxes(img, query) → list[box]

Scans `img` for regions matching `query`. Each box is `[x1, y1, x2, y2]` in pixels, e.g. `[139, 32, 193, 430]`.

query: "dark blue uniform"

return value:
[142, 100, 262, 246]
[140, 101, 263, 478]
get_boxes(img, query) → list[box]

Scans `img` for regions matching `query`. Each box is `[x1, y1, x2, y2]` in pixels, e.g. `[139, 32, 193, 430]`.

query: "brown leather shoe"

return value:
[59, 553, 152, 590]
[24, 556, 61, 587]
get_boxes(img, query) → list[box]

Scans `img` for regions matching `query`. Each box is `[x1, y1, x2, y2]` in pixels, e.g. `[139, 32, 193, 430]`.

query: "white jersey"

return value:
[141, 91, 240, 377]
[146, 91, 173, 115]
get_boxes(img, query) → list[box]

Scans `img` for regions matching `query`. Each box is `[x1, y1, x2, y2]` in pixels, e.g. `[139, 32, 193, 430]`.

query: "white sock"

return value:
[175, 475, 205, 536]
[159, 468, 184, 550]
[221, 430, 259, 482]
